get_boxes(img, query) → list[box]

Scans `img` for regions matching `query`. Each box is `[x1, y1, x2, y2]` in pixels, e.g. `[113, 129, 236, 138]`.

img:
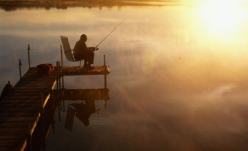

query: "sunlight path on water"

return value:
[1, 4, 248, 151]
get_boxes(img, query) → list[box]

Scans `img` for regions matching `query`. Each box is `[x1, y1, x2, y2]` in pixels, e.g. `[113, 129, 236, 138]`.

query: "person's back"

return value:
[73, 34, 96, 68]
[73, 37, 88, 60]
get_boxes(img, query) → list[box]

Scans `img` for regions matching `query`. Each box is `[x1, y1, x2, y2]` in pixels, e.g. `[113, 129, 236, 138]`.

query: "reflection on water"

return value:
[62, 89, 109, 129]
[28, 88, 109, 150]
[1, 3, 248, 151]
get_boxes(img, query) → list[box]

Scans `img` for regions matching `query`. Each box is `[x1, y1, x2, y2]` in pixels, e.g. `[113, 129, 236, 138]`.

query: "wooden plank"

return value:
[0, 112, 39, 118]
[61, 65, 110, 76]
[0, 107, 40, 113]
[0, 139, 25, 146]
[0, 138, 26, 150]
[0, 128, 30, 135]
[0, 101, 41, 107]
[0, 122, 33, 128]
[0, 117, 37, 123]
[0, 141, 26, 151]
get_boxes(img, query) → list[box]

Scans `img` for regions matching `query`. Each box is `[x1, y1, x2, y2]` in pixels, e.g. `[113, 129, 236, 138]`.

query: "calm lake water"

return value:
[1, 2, 248, 151]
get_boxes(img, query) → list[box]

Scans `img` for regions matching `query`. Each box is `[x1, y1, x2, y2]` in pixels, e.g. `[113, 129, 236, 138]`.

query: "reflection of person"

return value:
[0, 81, 13, 100]
[73, 34, 96, 68]
[70, 99, 99, 126]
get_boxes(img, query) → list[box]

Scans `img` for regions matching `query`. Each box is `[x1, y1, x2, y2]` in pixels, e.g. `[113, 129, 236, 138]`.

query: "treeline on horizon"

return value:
[0, 0, 184, 11]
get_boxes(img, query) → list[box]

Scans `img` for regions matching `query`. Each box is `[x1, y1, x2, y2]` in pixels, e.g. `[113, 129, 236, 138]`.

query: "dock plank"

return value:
[60, 65, 110, 76]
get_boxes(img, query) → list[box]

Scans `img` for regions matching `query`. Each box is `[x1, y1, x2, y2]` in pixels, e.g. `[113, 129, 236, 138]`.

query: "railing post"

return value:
[28, 44, 31, 68]
[19, 59, 22, 79]
[62, 76, 64, 89]
[58, 99, 61, 121]
[56, 61, 59, 90]
[58, 62, 61, 90]
[60, 45, 63, 67]
[104, 55, 107, 89]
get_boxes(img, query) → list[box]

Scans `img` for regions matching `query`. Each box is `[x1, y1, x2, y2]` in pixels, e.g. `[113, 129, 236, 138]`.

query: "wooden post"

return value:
[19, 59, 22, 79]
[28, 44, 31, 68]
[58, 62, 61, 90]
[58, 100, 61, 121]
[104, 55, 107, 89]
[62, 76, 64, 89]
[61, 88, 65, 112]
[60, 45, 63, 67]
[56, 61, 59, 90]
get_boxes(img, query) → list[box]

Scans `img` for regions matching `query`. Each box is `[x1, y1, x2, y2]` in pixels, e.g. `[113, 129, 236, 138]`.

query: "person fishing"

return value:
[73, 34, 97, 68]
[73, 18, 126, 68]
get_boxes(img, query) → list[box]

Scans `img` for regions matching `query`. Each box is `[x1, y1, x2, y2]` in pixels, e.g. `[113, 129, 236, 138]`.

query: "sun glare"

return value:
[196, 0, 246, 35]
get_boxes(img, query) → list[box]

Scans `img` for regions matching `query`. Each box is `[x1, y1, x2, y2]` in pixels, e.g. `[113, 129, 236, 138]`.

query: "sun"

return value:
[196, 0, 246, 35]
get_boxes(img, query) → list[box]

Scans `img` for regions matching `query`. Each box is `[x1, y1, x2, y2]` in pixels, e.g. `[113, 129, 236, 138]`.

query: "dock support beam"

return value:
[28, 44, 31, 68]
[60, 45, 63, 67]
[104, 55, 107, 89]
[56, 61, 60, 90]
[19, 59, 22, 79]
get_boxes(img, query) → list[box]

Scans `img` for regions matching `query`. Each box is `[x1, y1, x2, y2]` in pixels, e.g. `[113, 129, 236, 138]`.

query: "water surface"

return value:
[1, 3, 248, 151]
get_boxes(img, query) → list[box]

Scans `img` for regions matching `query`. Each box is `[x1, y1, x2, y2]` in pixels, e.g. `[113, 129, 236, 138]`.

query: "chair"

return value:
[60, 36, 83, 66]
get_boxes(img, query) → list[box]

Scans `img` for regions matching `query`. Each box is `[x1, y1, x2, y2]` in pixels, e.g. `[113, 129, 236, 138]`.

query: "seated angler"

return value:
[73, 34, 97, 68]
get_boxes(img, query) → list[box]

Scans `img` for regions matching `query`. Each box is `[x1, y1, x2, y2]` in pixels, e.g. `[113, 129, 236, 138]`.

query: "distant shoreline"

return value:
[0, 0, 186, 11]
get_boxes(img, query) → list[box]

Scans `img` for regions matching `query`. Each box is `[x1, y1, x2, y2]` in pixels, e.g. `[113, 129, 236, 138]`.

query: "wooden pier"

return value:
[0, 64, 110, 151]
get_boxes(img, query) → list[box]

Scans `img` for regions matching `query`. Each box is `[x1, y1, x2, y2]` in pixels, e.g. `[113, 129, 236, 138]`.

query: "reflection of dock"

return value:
[54, 88, 109, 100]
[0, 64, 110, 150]
[53, 88, 110, 130]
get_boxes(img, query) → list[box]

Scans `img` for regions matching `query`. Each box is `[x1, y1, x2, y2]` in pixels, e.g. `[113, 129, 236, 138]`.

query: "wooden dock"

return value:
[60, 65, 110, 76]
[0, 65, 110, 151]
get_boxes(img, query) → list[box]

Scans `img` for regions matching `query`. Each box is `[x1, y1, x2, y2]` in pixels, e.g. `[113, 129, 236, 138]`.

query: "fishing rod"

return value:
[95, 18, 127, 50]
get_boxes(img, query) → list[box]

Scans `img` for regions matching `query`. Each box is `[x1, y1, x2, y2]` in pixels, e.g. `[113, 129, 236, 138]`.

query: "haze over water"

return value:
[1, 2, 248, 150]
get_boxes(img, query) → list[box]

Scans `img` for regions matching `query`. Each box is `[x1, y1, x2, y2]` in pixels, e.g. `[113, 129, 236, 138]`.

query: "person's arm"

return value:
[83, 42, 95, 52]
[88, 47, 97, 52]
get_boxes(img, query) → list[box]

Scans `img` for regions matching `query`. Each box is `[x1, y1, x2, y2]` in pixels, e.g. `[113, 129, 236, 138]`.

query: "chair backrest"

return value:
[60, 36, 75, 61]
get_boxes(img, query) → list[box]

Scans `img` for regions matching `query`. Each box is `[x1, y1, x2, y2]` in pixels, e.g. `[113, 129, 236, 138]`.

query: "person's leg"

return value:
[76, 54, 87, 67]
[84, 59, 87, 67]
[83, 52, 94, 68]
[88, 52, 94, 64]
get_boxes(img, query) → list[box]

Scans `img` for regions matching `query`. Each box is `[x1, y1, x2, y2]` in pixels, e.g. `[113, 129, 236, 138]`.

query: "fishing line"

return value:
[95, 18, 127, 49]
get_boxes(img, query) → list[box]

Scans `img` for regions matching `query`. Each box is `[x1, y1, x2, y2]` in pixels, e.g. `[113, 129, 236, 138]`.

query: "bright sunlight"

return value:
[196, 0, 247, 35]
